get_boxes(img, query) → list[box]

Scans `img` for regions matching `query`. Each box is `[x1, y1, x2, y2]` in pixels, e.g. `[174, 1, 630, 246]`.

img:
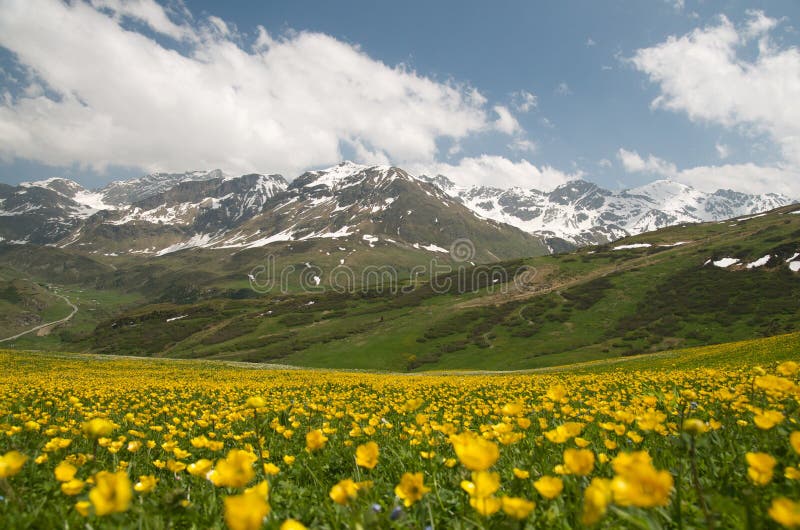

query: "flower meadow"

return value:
[0, 340, 799, 529]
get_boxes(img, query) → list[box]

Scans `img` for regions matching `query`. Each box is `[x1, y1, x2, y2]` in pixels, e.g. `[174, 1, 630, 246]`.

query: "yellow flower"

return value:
[581, 478, 613, 525]
[533, 476, 563, 499]
[785, 467, 800, 480]
[791, 432, 800, 455]
[450, 432, 499, 471]
[544, 422, 584, 443]
[611, 465, 673, 507]
[611, 451, 652, 476]
[305, 429, 328, 452]
[187, 458, 213, 477]
[754, 410, 785, 430]
[746, 452, 776, 486]
[470, 495, 503, 516]
[777, 360, 799, 375]
[395, 472, 430, 507]
[501, 496, 535, 519]
[546, 384, 568, 401]
[245, 396, 266, 409]
[329, 478, 360, 505]
[263, 463, 281, 475]
[461, 471, 500, 499]
[769, 497, 800, 528]
[54, 461, 77, 482]
[283, 455, 296, 466]
[356, 441, 379, 469]
[134, 475, 158, 494]
[75, 500, 91, 517]
[224, 485, 270, 530]
[82, 418, 115, 439]
[682, 418, 708, 435]
[280, 520, 308, 530]
[61, 479, 85, 496]
[167, 460, 186, 473]
[512, 468, 530, 479]
[0, 450, 27, 478]
[89, 471, 132, 516]
[563, 448, 595, 476]
[209, 449, 257, 488]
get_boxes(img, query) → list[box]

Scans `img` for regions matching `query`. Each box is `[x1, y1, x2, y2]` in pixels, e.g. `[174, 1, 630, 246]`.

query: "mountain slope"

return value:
[422, 175, 794, 245]
[2, 163, 793, 253]
[48, 162, 551, 261]
[3, 201, 799, 371]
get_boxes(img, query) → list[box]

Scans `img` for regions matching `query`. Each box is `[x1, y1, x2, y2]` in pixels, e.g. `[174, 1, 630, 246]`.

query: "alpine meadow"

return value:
[1, 1, 800, 529]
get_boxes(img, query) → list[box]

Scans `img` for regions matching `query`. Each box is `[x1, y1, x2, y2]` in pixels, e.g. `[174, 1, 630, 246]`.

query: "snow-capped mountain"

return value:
[1, 162, 794, 256]
[421, 175, 794, 245]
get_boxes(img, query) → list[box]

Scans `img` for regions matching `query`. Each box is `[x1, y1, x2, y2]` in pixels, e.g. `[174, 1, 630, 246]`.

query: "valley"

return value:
[1, 198, 798, 372]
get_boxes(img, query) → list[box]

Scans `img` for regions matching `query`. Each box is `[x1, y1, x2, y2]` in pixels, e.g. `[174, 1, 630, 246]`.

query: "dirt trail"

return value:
[0, 291, 78, 343]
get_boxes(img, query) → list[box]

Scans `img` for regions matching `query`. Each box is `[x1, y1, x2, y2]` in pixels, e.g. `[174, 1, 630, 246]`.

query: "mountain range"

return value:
[0, 162, 794, 257]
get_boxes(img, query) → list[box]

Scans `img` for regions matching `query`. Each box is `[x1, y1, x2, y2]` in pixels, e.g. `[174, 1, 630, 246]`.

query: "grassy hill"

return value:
[1, 204, 799, 370]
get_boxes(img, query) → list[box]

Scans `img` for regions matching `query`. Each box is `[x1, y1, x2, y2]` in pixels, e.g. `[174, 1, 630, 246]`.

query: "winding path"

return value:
[0, 291, 78, 343]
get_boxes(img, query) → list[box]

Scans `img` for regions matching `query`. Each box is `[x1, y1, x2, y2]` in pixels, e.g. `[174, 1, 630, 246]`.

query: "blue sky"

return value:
[0, 0, 799, 196]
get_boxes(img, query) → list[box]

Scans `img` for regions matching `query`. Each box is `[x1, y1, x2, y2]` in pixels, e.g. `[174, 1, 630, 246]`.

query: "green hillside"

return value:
[1, 204, 799, 370]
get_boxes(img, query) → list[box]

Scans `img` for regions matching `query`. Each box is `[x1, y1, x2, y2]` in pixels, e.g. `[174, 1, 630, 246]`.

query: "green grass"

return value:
[2, 205, 800, 371]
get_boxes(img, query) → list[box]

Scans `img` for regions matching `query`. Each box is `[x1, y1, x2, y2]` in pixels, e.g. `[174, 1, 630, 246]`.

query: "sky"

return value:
[0, 0, 799, 197]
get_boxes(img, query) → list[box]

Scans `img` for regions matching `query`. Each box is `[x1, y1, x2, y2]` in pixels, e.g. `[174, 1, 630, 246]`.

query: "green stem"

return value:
[689, 435, 714, 530]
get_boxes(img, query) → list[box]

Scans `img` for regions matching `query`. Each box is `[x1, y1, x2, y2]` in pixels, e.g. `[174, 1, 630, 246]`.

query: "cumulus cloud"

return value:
[492, 105, 521, 135]
[0, 0, 521, 179]
[715, 143, 730, 160]
[678, 163, 797, 196]
[629, 10, 800, 195]
[617, 148, 677, 177]
[618, 148, 799, 197]
[508, 138, 537, 154]
[412, 155, 583, 191]
[511, 90, 537, 113]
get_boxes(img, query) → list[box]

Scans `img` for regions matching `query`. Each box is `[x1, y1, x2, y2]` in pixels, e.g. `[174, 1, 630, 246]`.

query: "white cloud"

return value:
[617, 148, 677, 177]
[492, 105, 521, 135]
[597, 158, 612, 169]
[630, 10, 800, 185]
[618, 148, 800, 197]
[555, 82, 572, 96]
[511, 90, 537, 113]
[0, 0, 518, 179]
[412, 155, 583, 191]
[508, 138, 537, 154]
[89, 0, 195, 41]
[628, 11, 800, 196]
[677, 163, 797, 196]
[669, 0, 685, 12]
[586, 37, 596, 47]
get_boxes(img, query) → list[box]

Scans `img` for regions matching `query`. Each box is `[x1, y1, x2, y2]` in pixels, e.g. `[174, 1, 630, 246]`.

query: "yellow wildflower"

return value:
[134, 475, 158, 494]
[534, 476, 563, 499]
[395, 472, 430, 507]
[769, 497, 800, 528]
[450, 432, 499, 471]
[209, 449, 257, 488]
[746, 452, 776, 486]
[563, 448, 595, 476]
[0, 450, 27, 478]
[89, 471, 132, 516]
[354, 441, 379, 469]
[501, 496, 535, 519]
[305, 429, 328, 452]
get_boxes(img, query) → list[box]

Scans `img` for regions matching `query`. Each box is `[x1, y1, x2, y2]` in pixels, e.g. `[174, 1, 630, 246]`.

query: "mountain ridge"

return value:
[1, 162, 795, 254]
